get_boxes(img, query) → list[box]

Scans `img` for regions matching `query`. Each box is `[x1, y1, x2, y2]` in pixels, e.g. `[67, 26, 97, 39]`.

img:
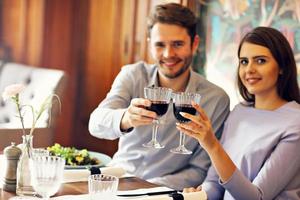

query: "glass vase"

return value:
[16, 135, 35, 196]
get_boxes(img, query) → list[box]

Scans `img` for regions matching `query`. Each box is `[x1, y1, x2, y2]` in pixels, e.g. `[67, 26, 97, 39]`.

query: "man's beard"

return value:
[158, 55, 193, 79]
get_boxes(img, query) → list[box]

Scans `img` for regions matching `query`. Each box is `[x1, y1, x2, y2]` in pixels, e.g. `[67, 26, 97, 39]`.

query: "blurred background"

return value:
[0, 0, 299, 157]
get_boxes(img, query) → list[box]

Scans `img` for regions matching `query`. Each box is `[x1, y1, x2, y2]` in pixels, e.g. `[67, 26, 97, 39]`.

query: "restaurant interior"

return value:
[0, 0, 299, 199]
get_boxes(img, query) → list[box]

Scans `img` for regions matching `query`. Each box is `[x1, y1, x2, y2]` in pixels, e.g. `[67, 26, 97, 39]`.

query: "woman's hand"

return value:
[179, 102, 237, 183]
[176, 101, 218, 151]
[183, 185, 202, 193]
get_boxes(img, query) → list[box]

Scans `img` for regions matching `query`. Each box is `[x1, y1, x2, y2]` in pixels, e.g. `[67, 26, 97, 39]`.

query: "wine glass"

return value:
[170, 92, 201, 154]
[29, 156, 65, 199]
[143, 86, 172, 148]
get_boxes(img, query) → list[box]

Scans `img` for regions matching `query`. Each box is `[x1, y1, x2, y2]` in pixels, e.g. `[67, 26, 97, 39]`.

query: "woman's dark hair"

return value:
[147, 3, 197, 43]
[237, 26, 300, 104]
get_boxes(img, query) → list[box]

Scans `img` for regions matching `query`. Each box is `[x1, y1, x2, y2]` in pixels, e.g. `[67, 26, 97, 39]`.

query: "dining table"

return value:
[0, 176, 158, 199]
[0, 150, 159, 200]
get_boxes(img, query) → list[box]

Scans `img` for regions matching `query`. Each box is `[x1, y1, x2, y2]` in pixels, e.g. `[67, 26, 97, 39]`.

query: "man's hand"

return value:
[120, 98, 157, 131]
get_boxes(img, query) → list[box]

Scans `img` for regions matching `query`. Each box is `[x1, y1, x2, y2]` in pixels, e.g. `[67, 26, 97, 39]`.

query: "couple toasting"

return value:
[89, 3, 300, 200]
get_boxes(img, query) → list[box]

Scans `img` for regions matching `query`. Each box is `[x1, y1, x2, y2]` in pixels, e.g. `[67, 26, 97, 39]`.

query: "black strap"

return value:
[169, 192, 184, 200]
[89, 166, 101, 175]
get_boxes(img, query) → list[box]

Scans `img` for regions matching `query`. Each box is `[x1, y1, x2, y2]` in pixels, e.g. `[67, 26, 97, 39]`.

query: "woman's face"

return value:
[239, 42, 281, 99]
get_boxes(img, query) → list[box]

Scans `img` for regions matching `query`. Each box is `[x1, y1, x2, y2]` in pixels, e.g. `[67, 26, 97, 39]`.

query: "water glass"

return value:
[88, 174, 119, 200]
[31, 148, 49, 157]
[30, 156, 65, 199]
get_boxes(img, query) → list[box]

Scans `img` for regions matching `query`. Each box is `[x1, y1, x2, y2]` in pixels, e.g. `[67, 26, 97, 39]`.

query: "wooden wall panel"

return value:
[23, 0, 45, 66]
[1, 0, 26, 62]
[75, 0, 121, 156]
[41, 0, 89, 147]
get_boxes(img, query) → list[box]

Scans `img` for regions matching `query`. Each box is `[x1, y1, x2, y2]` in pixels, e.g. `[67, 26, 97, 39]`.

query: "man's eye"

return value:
[240, 59, 248, 65]
[257, 58, 266, 64]
[155, 43, 165, 48]
[172, 42, 184, 48]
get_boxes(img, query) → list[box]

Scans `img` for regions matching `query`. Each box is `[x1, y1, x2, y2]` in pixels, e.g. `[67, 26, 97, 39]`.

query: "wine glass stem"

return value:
[152, 120, 159, 142]
[179, 131, 186, 147]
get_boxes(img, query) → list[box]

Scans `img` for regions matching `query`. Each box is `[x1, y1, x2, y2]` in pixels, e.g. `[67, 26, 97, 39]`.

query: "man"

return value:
[89, 3, 230, 190]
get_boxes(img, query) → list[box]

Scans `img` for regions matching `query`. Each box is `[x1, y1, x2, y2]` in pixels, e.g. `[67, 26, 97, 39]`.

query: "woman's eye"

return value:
[257, 58, 266, 64]
[240, 59, 248, 65]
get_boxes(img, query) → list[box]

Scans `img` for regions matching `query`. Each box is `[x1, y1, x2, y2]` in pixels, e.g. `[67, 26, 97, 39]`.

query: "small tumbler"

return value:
[88, 174, 119, 200]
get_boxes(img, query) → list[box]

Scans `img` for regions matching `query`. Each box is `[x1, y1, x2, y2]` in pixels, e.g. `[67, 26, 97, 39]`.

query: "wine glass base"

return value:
[170, 146, 192, 154]
[143, 140, 165, 149]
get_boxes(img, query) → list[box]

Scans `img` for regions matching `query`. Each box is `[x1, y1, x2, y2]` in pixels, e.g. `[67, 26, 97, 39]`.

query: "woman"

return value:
[178, 26, 300, 199]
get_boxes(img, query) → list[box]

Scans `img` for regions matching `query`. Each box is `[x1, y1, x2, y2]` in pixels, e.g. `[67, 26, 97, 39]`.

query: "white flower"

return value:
[2, 83, 60, 136]
[2, 84, 26, 101]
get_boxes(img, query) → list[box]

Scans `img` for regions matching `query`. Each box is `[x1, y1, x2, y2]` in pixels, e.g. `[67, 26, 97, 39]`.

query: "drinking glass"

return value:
[88, 174, 119, 200]
[171, 92, 201, 154]
[31, 148, 49, 157]
[143, 86, 172, 148]
[29, 156, 65, 199]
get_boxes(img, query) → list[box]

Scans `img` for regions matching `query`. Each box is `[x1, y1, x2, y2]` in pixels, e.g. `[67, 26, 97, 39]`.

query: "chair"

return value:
[0, 62, 66, 150]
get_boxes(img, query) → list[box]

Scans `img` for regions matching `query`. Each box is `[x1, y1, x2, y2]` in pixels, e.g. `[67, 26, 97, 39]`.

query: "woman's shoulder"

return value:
[231, 102, 252, 112]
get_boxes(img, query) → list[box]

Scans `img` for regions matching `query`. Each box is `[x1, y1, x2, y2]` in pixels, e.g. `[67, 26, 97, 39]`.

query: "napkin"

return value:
[141, 191, 207, 200]
[117, 187, 207, 200]
[51, 191, 207, 200]
[63, 166, 126, 183]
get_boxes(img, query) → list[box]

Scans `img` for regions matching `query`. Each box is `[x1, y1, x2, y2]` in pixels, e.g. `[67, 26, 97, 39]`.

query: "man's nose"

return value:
[163, 46, 175, 58]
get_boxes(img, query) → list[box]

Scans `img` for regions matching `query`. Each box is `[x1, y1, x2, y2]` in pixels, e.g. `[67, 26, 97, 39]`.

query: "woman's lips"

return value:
[246, 77, 261, 84]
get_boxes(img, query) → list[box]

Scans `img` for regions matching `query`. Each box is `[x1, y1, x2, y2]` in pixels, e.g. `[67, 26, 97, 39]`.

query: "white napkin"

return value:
[63, 166, 126, 183]
[51, 191, 207, 200]
[117, 187, 207, 200]
[141, 191, 207, 200]
[51, 194, 89, 200]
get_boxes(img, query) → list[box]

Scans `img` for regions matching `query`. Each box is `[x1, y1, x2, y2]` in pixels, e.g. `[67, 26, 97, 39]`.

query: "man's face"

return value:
[149, 23, 198, 79]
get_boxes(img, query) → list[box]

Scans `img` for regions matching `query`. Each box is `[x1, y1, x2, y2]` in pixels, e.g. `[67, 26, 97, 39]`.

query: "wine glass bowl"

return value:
[173, 104, 197, 122]
[147, 101, 169, 117]
[30, 156, 65, 199]
[143, 86, 172, 148]
[171, 92, 201, 154]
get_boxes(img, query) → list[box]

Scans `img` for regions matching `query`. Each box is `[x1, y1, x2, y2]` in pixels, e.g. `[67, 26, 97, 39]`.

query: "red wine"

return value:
[147, 101, 169, 116]
[173, 104, 196, 122]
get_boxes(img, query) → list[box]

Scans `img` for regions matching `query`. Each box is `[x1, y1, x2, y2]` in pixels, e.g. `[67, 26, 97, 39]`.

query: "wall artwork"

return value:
[200, 0, 300, 108]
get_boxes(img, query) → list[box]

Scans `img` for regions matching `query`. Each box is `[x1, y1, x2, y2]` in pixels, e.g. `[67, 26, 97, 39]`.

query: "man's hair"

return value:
[237, 26, 300, 104]
[147, 3, 197, 42]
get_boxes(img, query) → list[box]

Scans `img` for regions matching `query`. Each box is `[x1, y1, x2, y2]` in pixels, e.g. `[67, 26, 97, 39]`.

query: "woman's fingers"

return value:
[196, 185, 202, 191]
[183, 186, 202, 193]
[191, 101, 209, 121]
[179, 112, 204, 127]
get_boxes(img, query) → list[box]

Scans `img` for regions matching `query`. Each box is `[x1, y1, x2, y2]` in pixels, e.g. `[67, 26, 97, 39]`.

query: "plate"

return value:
[64, 151, 112, 170]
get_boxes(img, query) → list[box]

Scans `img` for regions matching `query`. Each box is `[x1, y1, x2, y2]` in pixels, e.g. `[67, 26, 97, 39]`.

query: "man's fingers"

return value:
[131, 98, 151, 107]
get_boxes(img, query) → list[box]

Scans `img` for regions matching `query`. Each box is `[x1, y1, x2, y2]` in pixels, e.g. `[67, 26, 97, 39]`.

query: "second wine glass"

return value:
[171, 92, 201, 154]
[143, 86, 172, 149]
